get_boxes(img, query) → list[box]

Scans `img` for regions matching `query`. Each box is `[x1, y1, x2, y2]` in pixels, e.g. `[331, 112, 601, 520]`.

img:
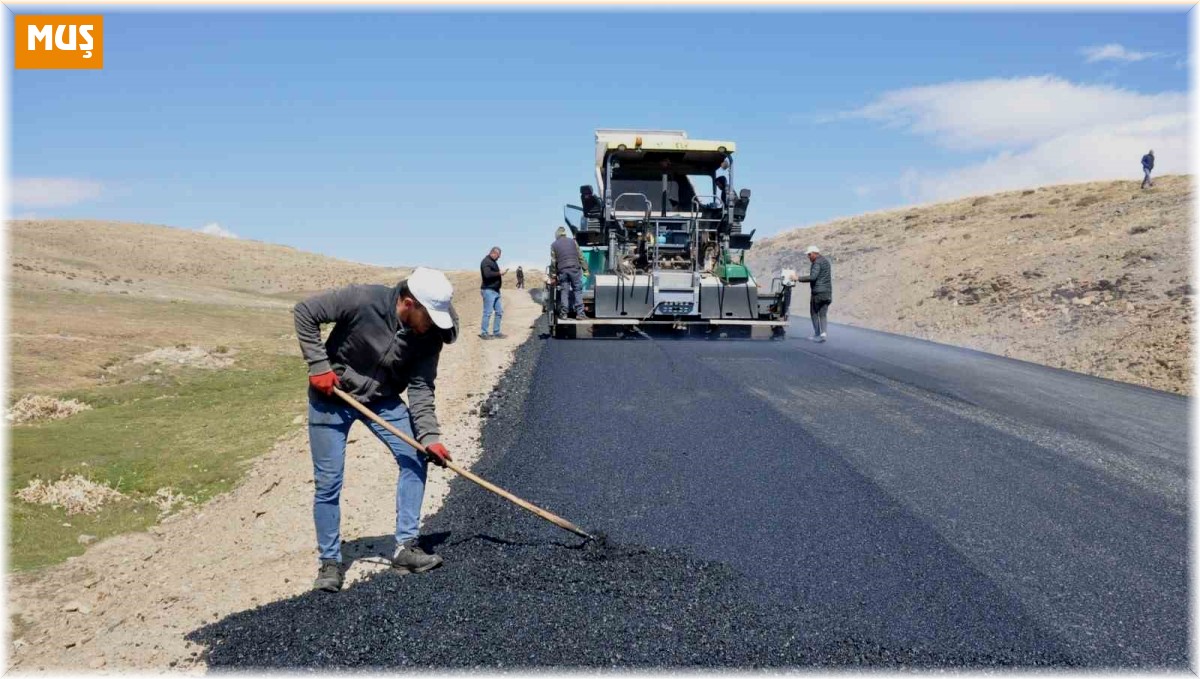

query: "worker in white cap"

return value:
[791, 245, 833, 342]
[293, 267, 459, 592]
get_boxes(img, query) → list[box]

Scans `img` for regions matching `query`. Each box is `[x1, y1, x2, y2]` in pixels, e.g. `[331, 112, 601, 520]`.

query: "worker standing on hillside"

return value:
[1141, 150, 1155, 189]
[551, 226, 589, 320]
[792, 245, 833, 342]
[294, 267, 459, 593]
[480, 246, 508, 339]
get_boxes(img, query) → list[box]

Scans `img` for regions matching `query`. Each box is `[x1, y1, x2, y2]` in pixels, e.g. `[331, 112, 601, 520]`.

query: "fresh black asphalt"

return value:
[189, 319, 1189, 669]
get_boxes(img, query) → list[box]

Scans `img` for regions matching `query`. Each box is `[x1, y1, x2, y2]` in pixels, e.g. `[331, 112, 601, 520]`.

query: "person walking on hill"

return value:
[480, 246, 508, 339]
[1141, 150, 1155, 189]
[293, 267, 459, 593]
[791, 245, 833, 342]
[516, 266, 525, 289]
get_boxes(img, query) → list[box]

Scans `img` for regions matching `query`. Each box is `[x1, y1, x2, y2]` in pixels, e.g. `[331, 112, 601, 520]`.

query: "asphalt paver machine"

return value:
[547, 129, 792, 338]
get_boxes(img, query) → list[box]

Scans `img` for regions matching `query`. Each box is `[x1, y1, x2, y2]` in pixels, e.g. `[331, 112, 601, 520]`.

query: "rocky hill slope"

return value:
[749, 176, 1191, 395]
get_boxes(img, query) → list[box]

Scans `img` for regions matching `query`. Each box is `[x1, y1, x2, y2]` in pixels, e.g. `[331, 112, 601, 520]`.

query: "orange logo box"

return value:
[15, 15, 103, 69]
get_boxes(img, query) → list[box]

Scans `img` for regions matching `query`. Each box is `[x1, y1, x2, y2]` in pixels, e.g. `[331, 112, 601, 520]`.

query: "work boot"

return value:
[492, 332, 507, 339]
[478, 332, 490, 340]
[392, 540, 443, 575]
[313, 559, 343, 593]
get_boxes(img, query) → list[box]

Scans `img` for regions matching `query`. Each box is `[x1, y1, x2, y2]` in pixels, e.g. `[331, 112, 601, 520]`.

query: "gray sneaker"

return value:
[313, 559, 343, 593]
[392, 540, 443, 575]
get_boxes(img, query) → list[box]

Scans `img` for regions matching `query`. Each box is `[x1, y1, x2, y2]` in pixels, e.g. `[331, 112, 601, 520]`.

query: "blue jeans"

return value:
[557, 270, 585, 317]
[308, 390, 427, 563]
[1142, 168, 1154, 189]
[481, 288, 503, 335]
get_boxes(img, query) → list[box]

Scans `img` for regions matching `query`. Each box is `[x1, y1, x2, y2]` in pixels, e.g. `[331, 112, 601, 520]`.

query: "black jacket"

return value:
[481, 256, 502, 290]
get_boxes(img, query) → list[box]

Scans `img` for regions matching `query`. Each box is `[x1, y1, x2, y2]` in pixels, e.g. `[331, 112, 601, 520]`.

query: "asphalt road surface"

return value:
[191, 319, 1189, 669]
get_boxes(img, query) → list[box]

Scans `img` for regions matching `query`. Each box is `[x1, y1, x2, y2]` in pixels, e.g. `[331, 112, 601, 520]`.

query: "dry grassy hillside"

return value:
[9, 219, 411, 305]
[8, 219, 537, 393]
[749, 175, 1192, 395]
[7, 220, 403, 394]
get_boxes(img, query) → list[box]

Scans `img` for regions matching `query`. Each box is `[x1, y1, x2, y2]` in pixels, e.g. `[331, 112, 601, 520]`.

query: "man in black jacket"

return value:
[293, 267, 459, 593]
[792, 245, 833, 342]
[1141, 149, 1155, 189]
[480, 246, 508, 339]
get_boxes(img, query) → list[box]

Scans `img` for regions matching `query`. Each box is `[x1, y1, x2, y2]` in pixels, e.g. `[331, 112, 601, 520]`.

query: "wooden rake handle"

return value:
[331, 387, 594, 541]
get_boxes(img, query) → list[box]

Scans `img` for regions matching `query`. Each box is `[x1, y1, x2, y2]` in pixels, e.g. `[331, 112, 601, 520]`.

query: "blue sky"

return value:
[10, 10, 1191, 270]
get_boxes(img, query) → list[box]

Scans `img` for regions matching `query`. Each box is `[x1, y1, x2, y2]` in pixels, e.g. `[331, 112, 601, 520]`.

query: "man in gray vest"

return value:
[792, 245, 832, 342]
[550, 227, 589, 320]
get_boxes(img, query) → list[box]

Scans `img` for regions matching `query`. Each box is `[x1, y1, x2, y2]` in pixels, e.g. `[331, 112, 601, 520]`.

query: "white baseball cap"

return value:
[407, 267, 455, 330]
[804, 245, 821, 254]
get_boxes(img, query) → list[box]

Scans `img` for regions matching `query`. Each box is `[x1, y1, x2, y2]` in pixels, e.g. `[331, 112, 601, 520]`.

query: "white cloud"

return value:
[847, 76, 1187, 203]
[900, 113, 1186, 203]
[850, 76, 1184, 151]
[11, 177, 103, 208]
[199, 222, 239, 239]
[1081, 43, 1161, 64]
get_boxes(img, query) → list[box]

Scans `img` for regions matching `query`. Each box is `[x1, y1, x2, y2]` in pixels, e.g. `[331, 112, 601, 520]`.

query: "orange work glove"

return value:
[425, 442, 452, 467]
[309, 371, 341, 396]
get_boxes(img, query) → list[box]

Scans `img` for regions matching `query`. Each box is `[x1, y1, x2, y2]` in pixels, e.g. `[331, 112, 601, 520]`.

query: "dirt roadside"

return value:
[7, 288, 545, 673]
